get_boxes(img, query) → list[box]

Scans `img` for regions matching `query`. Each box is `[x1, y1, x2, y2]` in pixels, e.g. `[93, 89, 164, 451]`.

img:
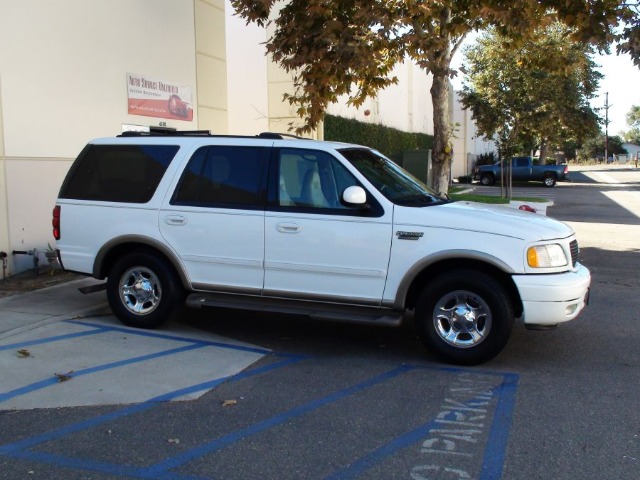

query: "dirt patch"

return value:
[0, 267, 84, 299]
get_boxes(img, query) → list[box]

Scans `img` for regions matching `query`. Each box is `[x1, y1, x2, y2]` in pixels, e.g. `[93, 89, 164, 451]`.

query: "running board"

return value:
[185, 292, 404, 327]
[78, 283, 107, 294]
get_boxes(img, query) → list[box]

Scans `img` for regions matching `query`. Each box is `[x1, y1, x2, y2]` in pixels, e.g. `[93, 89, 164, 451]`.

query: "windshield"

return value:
[338, 148, 449, 207]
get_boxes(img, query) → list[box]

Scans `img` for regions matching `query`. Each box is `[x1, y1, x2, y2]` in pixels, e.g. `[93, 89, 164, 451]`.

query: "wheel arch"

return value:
[480, 172, 495, 185]
[93, 235, 190, 290]
[542, 172, 557, 187]
[396, 253, 523, 317]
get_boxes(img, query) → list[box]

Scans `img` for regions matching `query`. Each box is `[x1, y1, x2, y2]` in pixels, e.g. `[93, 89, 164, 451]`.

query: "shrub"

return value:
[324, 114, 433, 158]
[474, 152, 496, 167]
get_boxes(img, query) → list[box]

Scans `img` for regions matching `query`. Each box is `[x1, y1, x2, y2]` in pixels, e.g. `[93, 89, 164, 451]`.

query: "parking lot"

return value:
[1, 290, 518, 479]
[1, 165, 639, 479]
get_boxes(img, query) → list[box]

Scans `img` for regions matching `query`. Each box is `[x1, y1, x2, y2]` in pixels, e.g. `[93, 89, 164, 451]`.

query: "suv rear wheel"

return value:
[415, 270, 514, 365]
[107, 252, 181, 329]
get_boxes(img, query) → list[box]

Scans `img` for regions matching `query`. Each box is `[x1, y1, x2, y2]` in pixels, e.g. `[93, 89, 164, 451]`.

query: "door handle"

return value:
[276, 222, 302, 233]
[164, 215, 187, 226]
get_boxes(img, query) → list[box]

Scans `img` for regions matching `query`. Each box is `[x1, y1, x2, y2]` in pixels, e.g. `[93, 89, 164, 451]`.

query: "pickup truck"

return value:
[473, 156, 569, 187]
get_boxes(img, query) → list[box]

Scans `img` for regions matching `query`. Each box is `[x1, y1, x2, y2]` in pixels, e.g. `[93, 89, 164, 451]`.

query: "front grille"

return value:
[569, 240, 579, 267]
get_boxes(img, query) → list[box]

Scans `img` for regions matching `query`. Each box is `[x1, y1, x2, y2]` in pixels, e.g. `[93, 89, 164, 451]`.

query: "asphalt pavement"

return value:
[1, 162, 638, 480]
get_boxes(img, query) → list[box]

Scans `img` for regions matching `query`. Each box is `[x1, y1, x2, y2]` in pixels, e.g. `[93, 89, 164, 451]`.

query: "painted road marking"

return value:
[585, 171, 640, 219]
[0, 357, 303, 480]
[0, 360, 519, 480]
[0, 317, 269, 409]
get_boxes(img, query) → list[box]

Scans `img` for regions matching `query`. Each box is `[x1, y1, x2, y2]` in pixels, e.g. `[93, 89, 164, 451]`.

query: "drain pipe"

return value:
[12, 248, 41, 273]
[0, 251, 7, 280]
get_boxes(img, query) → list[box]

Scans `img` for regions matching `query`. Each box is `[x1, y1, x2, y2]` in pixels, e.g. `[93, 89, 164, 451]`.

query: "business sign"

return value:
[127, 73, 193, 121]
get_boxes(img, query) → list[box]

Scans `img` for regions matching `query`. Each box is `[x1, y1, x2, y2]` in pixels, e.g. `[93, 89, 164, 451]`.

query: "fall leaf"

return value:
[54, 371, 74, 382]
[16, 349, 31, 358]
[222, 399, 238, 407]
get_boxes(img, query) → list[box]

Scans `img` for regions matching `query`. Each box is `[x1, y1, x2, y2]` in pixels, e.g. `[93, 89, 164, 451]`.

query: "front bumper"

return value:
[512, 262, 591, 325]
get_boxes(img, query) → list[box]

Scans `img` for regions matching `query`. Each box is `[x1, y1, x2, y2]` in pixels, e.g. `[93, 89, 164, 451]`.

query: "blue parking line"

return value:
[0, 326, 109, 351]
[0, 356, 302, 455]
[142, 365, 415, 478]
[1, 361, 520, 480]
[0, 356, 303, 480]
[65, 319, 275, 356]
[324, 371, 520, 480]
[1, 319, 277, 405]
[480, 373, 519, 480]
[0, 343, 206, 404]
[8, 447, 208, 480]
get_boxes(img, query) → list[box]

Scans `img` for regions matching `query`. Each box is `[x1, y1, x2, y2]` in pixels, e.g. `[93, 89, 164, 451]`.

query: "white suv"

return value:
[53, 131, 591, 364]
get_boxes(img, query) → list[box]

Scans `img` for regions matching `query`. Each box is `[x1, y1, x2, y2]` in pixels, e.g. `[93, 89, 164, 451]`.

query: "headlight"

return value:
[527, 244, 568, 268]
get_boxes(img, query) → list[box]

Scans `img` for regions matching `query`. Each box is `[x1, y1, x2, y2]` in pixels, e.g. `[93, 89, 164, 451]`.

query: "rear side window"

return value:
[59, 144, 179, 203]
[172, 146, 266, 208]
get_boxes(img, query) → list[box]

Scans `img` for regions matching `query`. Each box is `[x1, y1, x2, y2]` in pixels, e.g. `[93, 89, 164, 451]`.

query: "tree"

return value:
[458, 24, 601, 166]
[623, 105, 640, 144]
[231, 1, 634, 195]
[617, 3, 640, 66]
[578, 133, 627, 160]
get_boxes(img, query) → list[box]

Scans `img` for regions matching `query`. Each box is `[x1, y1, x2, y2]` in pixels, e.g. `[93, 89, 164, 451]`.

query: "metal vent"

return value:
[569, 240, 579, 267]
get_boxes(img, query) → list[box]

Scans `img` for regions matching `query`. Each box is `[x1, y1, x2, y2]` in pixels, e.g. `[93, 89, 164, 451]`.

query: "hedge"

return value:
[323, 114, 433, 158]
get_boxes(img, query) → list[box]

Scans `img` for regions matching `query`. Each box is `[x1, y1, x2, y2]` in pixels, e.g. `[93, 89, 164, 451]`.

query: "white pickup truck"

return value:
[52, 131, 591, 364]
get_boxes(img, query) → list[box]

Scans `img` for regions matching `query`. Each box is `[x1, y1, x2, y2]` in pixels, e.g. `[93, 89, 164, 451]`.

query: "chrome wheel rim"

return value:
[433, 290, 491, 348]
[119, 266, 161, 315]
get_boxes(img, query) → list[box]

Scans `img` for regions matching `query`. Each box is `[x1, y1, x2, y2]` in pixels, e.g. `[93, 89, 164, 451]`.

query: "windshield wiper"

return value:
[395, 194, 442, 206]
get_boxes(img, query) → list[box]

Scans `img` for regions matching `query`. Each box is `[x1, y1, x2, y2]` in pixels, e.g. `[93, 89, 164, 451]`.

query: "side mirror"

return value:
[342, 186, 367, 206]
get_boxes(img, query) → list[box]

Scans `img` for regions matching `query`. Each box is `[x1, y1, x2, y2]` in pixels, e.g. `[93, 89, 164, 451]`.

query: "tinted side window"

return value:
[173, 146, 266, 208]
[275, 149, 349, 209]
[59, 144, 179, 203]
[271, 148, 383, 216]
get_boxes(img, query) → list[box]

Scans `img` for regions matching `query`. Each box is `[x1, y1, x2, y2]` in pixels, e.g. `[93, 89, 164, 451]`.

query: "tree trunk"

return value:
[430, 67, 452, 196]
[539, 140, 548, 165]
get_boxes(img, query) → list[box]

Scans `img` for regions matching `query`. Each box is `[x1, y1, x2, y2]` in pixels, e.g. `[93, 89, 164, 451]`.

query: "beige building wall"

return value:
[0, 1, 489, 276]
[265, 4, 321, 139]
[195, 0, 228, 134]
[225, 0, 269, 134]
[0, 0, 230, 275]
[452, 91, 497, 179]
[326, 60, 435, 136]
[0, 75, 9, 272]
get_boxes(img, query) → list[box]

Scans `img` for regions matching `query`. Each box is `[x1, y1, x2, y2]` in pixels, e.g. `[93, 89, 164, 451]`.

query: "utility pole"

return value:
[604, 92, 609, 163]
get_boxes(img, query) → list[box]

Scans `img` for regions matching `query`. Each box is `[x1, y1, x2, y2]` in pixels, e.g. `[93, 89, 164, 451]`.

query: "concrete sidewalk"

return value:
[0, 278, 268, 410]
[0, 277, 109, 339]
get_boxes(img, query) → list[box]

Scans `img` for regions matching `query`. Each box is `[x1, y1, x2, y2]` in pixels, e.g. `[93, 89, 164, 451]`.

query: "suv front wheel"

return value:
[415, 270, 514, 365]
[107, 252, 181, 329]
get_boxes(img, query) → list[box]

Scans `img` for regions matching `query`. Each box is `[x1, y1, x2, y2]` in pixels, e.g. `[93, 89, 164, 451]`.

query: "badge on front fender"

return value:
[396, 231, 424, 240]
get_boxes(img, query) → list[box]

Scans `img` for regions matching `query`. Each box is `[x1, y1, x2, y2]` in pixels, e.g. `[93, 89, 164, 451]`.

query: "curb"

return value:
[0, 302, 110, 342]
[0, 277, 110, 341]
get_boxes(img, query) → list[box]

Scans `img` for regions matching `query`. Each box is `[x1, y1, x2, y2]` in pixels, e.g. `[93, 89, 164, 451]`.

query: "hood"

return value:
[394, 201, 573, 241]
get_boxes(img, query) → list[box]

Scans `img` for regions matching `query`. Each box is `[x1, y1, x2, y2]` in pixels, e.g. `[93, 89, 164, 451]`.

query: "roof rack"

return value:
[116, 128, 310, 139]
[119, 126, 212, 137]
[258, 132, 308, 140]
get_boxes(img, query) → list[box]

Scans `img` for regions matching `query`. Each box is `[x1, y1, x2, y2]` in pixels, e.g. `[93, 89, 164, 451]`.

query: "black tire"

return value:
[480, 174, 495, 186]
[106, 252, 181, 329]
[543, 175, 556, 187]
[415, 270, 514, 365]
